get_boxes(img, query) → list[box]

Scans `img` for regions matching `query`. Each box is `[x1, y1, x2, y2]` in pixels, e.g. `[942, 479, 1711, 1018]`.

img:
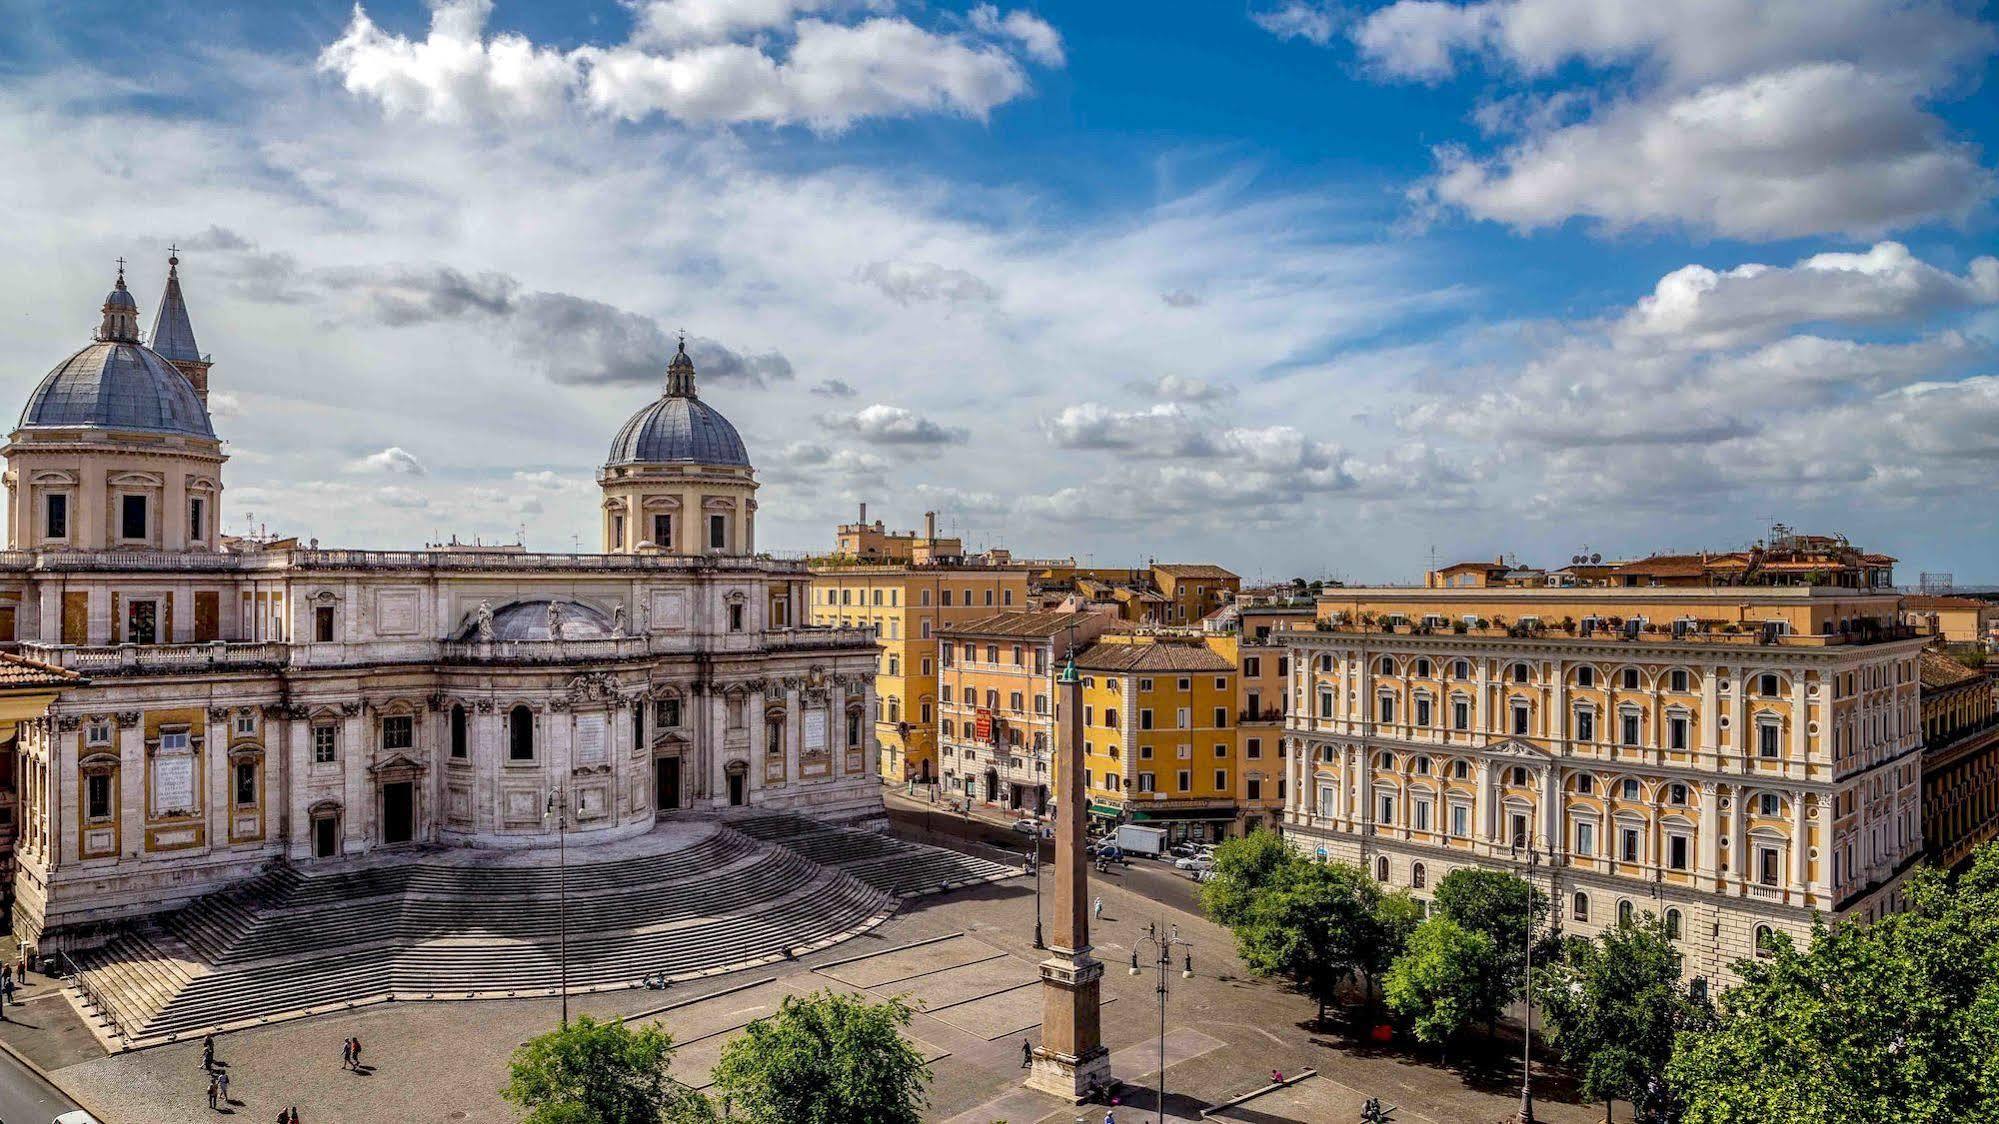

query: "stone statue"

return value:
[546, 601, 563, 641]
[612, 603, 628, 637]
[637, 596, 651, 634]
[475, 599, 495, 642]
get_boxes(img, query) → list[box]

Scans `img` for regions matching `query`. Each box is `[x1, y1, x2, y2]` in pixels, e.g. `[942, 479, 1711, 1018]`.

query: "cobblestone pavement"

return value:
[15, 846, 1621, 1123]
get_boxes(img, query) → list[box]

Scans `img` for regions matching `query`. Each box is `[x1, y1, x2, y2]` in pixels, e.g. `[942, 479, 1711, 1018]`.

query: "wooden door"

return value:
[61, 592, 87, 644]
[0, 606, 15, 643]
[193, 592, 219, 642]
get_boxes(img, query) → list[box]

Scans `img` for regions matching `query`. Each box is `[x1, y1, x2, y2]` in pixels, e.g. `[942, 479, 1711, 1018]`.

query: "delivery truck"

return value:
[1114, 824, 1168, 857]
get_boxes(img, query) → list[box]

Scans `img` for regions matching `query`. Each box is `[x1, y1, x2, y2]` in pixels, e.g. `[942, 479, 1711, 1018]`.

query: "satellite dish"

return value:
[1590, 552, 1601, 564]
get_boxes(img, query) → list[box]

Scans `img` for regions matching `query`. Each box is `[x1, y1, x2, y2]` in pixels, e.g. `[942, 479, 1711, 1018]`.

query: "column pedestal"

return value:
[1026, 954, 1112, 1101]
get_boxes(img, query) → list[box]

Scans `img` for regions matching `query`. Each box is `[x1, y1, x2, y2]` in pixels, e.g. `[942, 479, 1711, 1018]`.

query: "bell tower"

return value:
[149, 249, 212, 405]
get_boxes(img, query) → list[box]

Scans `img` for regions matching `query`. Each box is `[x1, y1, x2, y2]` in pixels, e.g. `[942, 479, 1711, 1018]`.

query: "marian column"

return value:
[1026, 634, 1112, 1099]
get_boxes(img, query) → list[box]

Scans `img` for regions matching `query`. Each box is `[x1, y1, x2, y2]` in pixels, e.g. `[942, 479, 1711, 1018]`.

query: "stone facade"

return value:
[1281, 586, 1927, 986]
[1, 260, 884, 951]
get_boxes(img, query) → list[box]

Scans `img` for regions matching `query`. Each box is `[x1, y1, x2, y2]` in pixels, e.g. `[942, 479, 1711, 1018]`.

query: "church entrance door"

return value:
[655, 757, 681, 813]
[727, 770, 746, 806]
[382, 782, 415, 845]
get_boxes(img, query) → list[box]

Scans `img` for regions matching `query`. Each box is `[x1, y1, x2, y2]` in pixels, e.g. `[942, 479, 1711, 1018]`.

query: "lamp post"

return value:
[545, 786, 571, 1028]
[1129, 921, 1193, 1123]
[1028, 841, 1045, 950]
[1512, 839, 1540, 1124]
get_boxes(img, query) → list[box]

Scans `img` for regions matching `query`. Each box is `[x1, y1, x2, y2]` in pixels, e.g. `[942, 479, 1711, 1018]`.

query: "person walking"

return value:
[350, 1035, 363, 1071]
[1092, 896, 1103, 922]
[207, 1073, 219, 1110]
[1021, 1038, 1032, 1068]
[290, 1106, 301, 1123]
[202, 1033, 216, 1071]
[218, 1069, 230, 1103]
[341, 1037, 353, 1070]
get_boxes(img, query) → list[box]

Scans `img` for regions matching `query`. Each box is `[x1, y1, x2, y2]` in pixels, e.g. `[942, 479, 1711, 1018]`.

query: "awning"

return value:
[1088, 800, 1126, 818]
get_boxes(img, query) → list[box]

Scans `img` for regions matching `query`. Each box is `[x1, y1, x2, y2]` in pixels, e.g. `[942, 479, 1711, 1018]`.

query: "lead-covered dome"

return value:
[16, 269, 215, 439]
[605, 340, 749, 468]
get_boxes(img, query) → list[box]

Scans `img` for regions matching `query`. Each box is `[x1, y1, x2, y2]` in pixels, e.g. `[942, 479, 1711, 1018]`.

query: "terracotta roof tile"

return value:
[1075, 642, 1235, 673]
[0, 653, 80, 688]
[939, 610, 1098, 639]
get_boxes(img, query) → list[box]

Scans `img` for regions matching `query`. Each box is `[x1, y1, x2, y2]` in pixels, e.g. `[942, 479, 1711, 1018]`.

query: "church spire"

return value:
[97, 260, 140, 343]
[149, 248, 212, 404]
[664, 334, 697, 398]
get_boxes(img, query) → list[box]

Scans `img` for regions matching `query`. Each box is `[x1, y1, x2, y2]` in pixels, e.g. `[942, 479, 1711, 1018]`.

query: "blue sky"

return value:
[2, 0, 1996, 582]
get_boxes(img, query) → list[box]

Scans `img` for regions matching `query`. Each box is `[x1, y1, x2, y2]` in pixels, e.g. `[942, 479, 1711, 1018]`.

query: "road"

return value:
[884, 800, 1207, 919]
[0, 1038, 82, 1123]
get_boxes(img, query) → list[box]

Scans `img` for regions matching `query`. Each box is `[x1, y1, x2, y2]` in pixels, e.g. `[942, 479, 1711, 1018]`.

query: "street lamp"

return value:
[545, 786, 571, 1028]
[1511, 839, 1541, 1124]
[1129, 921, 1193, 1124]
[1027, 841, 1045, 950]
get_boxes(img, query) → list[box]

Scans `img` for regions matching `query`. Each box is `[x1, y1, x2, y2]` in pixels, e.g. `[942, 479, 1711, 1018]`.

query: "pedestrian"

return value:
[218, 1069, 230, 1103]
[207, 1073, 219, 1110]
[3, 972, 14, 1002]
[341, 1037, 353, 1069]
[1092, 896, 1103, 921]
[351, 1034, 363, 1071]
[275, 1111, 289, 1124]
[202, 1033, 215, 1070]
[1271, 1067, 1283, 1084]
[1021, 1038, 1032, 1068]
[1104, 1110, 1115, 1124]
[291, 1106, 302, 1124]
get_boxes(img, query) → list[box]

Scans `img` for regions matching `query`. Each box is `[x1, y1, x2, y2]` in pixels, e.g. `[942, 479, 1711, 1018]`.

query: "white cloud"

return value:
[376, 484, 431, 508]
[855, 259, 1000, 306]
[322, 0, 1060, 130]
[348, 445, 428, 475]
[821, 404, 967, 445]
[1250, 1, 1344, 47]
[1350, 0, 1998, 238]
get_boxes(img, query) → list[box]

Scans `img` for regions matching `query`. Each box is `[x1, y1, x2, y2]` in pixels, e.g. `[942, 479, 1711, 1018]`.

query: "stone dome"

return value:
[16, 268, 215, 440]
[461, 599, 614, 642]
[605, 339, 749, 468]
[20, 339, 215, 439]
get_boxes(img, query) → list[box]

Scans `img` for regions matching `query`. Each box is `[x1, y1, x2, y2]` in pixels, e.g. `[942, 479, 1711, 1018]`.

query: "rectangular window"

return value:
[1758, 722, 1780, 757]
[1510, 813, 1528, 848]
[1214, 741, 1229, 758]
[312, 724, 337, 764]
[1213, 706, 1228, 728]
[1668, 834, 1690, 870]
[86, 773, 112, 820]
[1621, 712, 1641, 746]
[1139, 772, 1155, 793]
[1414, 799, 1431, 831]
[120, 493, 147, 540]
[189, 497, 204, 541]
[1214, 769, 1228, 790]
[612, 514, 626, 549]
[314, 606, 336, 643]
[728, 603, 745, 631]
[450, 707, 469, 758]
[652, 513, 673, 547]
[1453, 699, 1470, 731]
[1246, 737, 1262, 758]
[1140, 709, 1154, 730]
[1758, 846, 1780, 886]
[1377, 695, 1395, 724]
[44, 493, 67, 539]
[1450, 804, 1469, 837]
[382, 715, 414, 750]
[1668, 714, 1689, 750]
[1512, 702, 1530, 735]
[1415, 697, 1432, 727]
[1575, 820, 1595, 856]
[1621, 827, 1641, 862]
[234, 761, 257, 806]
[708, 513, 727, 550]
[1246, 777, 1262, 801]
[1575, 710, 1595, 742]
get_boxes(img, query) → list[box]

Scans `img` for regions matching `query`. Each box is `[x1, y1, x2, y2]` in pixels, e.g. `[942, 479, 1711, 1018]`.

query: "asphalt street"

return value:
[0, 1038, 82, 1123]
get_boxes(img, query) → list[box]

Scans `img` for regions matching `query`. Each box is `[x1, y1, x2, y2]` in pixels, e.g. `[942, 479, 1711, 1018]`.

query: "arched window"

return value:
[1377, 656, 1396, 676]
[1754, 924, 1775, 957]
[1511, 662, 1531, 684]
[1617, 899, 1635, 926]
[450, 704, 468, 759]
[1665, 908, 1683, 940]
[1572, 891, 1589, 922]
[1375, 856, 1390, 881]
[508, 705, 534, 760]
[1411, 862, 1426, 889]
[766, 711, 785, 757]
[1451, 659, 1469, 679]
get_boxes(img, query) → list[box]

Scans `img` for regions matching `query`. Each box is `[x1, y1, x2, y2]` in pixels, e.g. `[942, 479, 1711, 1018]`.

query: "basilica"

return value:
[2, 258, 883, 950]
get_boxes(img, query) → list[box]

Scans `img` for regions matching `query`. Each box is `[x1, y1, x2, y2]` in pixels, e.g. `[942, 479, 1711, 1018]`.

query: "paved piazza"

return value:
[2, 853, 1616, 1123]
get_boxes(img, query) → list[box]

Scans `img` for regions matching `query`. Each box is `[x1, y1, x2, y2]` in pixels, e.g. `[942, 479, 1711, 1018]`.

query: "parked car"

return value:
[1169, 841, 1202, 859]
[1174, 855, 1214, 873]
[1010, 819, 1042, 836]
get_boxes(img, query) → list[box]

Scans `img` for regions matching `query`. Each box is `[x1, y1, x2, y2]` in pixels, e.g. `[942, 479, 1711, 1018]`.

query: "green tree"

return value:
[1431, 866, 1548, 1015]
[1356, 888, 1423, 1010]
[1384, 916, 1503, 1054]
[502, 1015, 686, 1124]
[709, 991, 931, 1124]
[1199, 828, 1299, 928]
[1668, 849, 1999, 1123]
[1232, 860, 1382, 1026]
[1538, 915, 1710, 1122]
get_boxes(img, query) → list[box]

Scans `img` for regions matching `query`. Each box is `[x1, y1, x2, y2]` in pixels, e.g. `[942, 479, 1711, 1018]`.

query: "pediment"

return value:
[368, 752, 427, 777]
[1482, 737, 1549, 760]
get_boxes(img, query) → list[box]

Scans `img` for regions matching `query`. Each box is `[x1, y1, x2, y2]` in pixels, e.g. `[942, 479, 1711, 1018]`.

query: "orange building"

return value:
[936, 610, 1110, 811]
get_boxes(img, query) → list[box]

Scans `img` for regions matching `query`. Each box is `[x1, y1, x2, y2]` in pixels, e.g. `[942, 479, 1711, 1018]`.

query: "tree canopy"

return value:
[1667, 851, 1999, 1123]
[1384, 916, 1503, 1050]
[1231, 859, 1383, 1024]
[1538, 915, 1710, 1122]
[1200, 828, 1299, 929]
[709, 990, 931, 1124]
[503, 1015, 687, 1124]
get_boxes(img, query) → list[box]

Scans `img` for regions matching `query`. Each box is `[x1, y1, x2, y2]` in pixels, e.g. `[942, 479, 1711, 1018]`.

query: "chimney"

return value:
[1495, 555, 1504, 566]
[925, 511, 937, 540]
